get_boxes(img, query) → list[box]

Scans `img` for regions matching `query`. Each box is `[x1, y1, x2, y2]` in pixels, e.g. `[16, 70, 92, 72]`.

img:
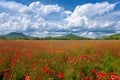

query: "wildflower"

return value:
[52, 69, 56, 74]
[97, 71, 107, 78]
[87, 54, 92, 61]
[25, 75, 31, 80]
[70, 57, 75, 64]
[58, 73, 64, 79]
[3, 73, 12, 79]
[82, 76, 87, 80]
[42, 66, 50, 75]
[46, 70, 50, 75]
[106, 78, 110, 80]
[0, 61, 2, 65]
[39, 76, 43, 80]
[10, 59, 15, 66]
[0, 69, 2, 72]
[89, 76, 93, 80]
[110, 74, 119, 80]
[92, 69, 97, 74]
[7, 75, 12, 79]
[97, 78, 102, 80]
[42, 66, 49, 72]
[34, 72, 38, 78]
[4, 68, 11, 72]
[81, 55, 85, 60]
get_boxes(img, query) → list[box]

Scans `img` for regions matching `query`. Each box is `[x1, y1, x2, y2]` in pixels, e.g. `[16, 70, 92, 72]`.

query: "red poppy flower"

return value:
[110, 74, 119, 80]
[92, 69, 97, 74]
[25, 75, 31, 80]
[39, 76, 43, 80]
[42, 66, 50, 75]
[97, 71, 107, 78]
[58, 73, 64, 79]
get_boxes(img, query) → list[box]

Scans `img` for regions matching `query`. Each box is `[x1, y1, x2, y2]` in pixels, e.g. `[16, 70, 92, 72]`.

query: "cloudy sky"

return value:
[0, 0, 120, 38]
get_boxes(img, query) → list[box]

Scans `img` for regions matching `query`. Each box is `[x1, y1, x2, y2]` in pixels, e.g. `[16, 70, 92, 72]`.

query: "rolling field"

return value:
[0, 40, 120, 80]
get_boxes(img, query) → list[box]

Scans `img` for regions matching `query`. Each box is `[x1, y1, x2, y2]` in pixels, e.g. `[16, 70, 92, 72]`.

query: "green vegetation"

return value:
[0, 32, 40, 40]
[0, 32, 92, 40]
[0, 40, 120, 79]
[100, 34, 120, 40]
[40, 34, 92, 40]
[0, 47, 120, 80]
[1, 32, 120, 40]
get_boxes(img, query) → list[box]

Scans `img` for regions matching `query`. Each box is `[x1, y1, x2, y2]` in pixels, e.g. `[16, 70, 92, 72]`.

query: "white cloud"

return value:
[29, 1, 63, 16]
[0, 1, 120, 38]
[65, 2, 116, 28]
[0, 1, 27, 11]
[0, 1, 64, 35]
[64, 2, 120, 38]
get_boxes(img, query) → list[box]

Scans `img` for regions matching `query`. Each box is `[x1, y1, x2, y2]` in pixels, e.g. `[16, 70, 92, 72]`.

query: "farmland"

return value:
[0, 40, 120, 80]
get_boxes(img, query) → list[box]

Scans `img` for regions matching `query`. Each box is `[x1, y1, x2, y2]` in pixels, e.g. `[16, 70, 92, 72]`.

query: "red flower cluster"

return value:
[4, 68, 11, 72]
[92, 69, 97, 74]
[25, 75, 31, 80]
[110, 73, 120, 80]
[97, 71, 107, 79]
[42, 66, 50, 75]
[3, 73, 12, 79]
[39, 76, 43, 80]
[58, 73, 64, 79]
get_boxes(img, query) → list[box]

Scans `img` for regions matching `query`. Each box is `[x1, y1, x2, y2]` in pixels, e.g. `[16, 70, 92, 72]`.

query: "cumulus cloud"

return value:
[65, 2, 116, 28]
[29, 1, 63, 16]
[0, 1, 64, 36]
[0, 1, 120, 38]
[64, 2, 120, 38]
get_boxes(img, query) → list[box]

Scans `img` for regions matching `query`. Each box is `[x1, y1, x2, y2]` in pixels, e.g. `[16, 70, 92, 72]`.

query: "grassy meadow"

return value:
[0, 40, 120, 80]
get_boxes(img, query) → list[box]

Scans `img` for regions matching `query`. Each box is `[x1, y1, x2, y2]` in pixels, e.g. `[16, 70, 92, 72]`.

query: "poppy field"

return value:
[0, 40, 120, 80]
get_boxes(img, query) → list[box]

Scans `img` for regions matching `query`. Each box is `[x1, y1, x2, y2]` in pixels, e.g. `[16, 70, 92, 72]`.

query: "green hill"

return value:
[99, 34, 120, 40]
[0, 32, 39, 40]
[0, 32, 92, 40]
[40, 34, 92, 40]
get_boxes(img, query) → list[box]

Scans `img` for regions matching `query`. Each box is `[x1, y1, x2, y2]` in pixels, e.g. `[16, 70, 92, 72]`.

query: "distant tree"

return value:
[33, 37, 40, 40]
[116, 37, 119, 40]
[0, 36, 6, 40]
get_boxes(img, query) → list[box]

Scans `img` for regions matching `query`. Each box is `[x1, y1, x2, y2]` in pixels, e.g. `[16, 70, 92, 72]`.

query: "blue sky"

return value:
[5, 0, 120, 11]
[0, 0, 120, 38]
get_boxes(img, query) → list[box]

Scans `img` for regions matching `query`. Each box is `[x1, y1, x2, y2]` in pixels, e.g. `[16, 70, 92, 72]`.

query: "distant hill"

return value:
[99, 34, 120, 40]
[0, 32, 40, 40]
[5, 32, 28, 37]
[0, 32, 93, 40]
[40, 34, 92, 40]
